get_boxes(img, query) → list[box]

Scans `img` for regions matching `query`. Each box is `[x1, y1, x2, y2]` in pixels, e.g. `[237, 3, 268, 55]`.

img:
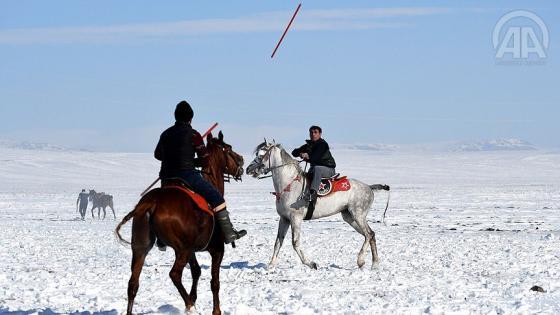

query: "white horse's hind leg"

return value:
[268, 217, 290, 269]
[290, 214, 317, 269]
[344, 209, 378, 269]
[364, 224, 379, 267]
[342, 210, 380, 268]
[354, 213, 379, 268]
[341, 210, 364, 237]
[341, 210, 367, 268]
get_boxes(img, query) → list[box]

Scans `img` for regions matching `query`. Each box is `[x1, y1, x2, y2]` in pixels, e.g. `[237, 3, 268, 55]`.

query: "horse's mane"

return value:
[280, 148, 303, 173]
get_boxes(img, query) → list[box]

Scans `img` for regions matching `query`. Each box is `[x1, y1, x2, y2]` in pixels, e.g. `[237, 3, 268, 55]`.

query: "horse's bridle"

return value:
[254, 144, 303, 179]
[219, 143, 244, 182]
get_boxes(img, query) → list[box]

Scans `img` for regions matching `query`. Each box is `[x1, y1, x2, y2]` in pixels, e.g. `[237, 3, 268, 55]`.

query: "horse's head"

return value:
[246, 139, 284, 178]
[206, 131, 244, 181]
[88, 189, 96, 200]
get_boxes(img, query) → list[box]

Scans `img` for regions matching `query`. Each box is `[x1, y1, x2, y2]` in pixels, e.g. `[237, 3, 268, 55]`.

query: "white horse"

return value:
[246, 141, 390, 270]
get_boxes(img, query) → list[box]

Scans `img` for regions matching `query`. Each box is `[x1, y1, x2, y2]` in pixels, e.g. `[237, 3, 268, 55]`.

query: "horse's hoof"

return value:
[357, 260, 365, 269]
[186, 306, 197, 314]
[371, 261, 380, 270]
[310, 262, 318, 270]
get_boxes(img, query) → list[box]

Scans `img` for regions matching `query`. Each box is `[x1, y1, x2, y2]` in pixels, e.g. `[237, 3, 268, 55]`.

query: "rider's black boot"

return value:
[215, 209, 247, 244]
[303, 189, 317, 203]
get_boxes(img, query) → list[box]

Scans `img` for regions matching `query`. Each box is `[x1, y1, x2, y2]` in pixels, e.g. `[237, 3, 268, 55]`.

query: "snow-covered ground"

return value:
[0, 147, 559, 314]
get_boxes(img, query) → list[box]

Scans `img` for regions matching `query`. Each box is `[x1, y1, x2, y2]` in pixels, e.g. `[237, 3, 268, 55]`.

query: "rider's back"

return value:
[155, 122, 197, 177]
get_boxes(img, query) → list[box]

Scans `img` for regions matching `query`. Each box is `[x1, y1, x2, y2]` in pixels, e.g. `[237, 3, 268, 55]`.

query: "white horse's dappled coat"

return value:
[246, 142, 389, 269]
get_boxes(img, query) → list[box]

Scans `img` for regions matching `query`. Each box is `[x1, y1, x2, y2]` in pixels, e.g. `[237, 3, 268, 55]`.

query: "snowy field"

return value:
[0, 147, 559, 314]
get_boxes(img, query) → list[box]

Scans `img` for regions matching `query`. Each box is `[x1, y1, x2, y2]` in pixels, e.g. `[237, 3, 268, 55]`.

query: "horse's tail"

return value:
[369, 184, 390, 191]
[115, 195, 157, 246]
[369, 184, 390, 224]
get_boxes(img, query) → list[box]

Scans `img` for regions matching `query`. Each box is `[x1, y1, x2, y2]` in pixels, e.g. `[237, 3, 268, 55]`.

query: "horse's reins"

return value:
[256, 145, 305, 180]
[222, 146, 243, 182]
[204, 143, 243, 183]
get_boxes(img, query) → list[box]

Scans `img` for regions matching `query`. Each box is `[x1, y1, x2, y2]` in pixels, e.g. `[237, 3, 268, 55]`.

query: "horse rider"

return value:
[155, 100, 247, 245]
[291, 125, 337, 203]
[76, 189, 89, 220]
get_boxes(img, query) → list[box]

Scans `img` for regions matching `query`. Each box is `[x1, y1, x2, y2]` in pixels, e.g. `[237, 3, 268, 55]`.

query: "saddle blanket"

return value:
[164, 185, 214, 216]
[317, 176, 351, 197]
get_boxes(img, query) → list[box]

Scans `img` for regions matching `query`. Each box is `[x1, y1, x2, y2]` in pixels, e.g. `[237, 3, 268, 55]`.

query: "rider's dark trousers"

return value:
[79, 203, 88, 218]
[310, 165, 336, 192]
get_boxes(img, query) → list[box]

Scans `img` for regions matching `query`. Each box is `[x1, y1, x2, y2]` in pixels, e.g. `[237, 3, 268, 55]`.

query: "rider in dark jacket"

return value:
[155, 119, 209, 176]
[292, 139, 336, 169]
[292, 125, 336, 202]
[155, 101, 246, 245]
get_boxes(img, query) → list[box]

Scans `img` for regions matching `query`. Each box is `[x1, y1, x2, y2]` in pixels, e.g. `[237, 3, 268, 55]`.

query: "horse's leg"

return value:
[127, 216, 153, 315]
[127, 247, 148, 315]
[341, 210, 368, 268]
[110, 204, 116, 219]
[363, 222, 379, 267]
[97, 207, 101, 220]
[210, 248, 224, 315]
[102, 206, 107, 220]
[187, 254, 201, 309]
[268, 216, 290, 269]
[290, 214, 317, 269]
[169, 249, 194, 312]
[91, 206, 95, 219]
[341, 209, 364, 235]
[348, 208, 378, 268]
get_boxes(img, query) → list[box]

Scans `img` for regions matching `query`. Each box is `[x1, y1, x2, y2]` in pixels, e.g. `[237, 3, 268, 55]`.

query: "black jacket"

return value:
[292, 138, 336, 168]
[154, 122, 208, 177]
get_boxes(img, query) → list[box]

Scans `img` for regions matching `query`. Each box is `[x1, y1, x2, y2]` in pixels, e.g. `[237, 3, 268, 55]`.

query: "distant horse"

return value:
[89, 190, 116, 220]
[115, 131, 244, 315]
[246, 140, 390, 270]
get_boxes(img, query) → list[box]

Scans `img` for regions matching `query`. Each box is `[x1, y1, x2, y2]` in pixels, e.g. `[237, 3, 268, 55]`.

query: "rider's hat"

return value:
[175, 101, 194, 122]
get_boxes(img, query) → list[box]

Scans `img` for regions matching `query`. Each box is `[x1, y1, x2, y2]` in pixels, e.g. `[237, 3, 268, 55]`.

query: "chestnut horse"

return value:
[115, 131, 244, 315]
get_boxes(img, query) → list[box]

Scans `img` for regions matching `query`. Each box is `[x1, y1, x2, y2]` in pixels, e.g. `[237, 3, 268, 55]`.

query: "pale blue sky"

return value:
[0, 1, 558, 152]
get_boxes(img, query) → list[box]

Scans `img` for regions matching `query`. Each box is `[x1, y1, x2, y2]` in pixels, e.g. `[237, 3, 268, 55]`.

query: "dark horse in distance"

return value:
[115, 131, 244, 315]
[89, 190, 116, 220]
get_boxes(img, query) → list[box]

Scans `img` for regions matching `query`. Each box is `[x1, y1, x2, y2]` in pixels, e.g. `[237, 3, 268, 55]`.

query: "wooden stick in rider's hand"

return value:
[202, 122, 218, 139]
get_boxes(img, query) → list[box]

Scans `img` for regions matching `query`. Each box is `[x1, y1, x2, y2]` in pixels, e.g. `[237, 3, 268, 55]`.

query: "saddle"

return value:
[300, 173, 351, 221]
[304, 173, 351, 197]
[161, 178, 213, 216]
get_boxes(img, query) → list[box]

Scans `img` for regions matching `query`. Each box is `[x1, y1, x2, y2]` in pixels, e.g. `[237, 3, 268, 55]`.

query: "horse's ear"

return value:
[264, 137, 268, 145]
[206, 132, 213, 143]
[218, 131, 223, 141]
[272, 138, 276, 144]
